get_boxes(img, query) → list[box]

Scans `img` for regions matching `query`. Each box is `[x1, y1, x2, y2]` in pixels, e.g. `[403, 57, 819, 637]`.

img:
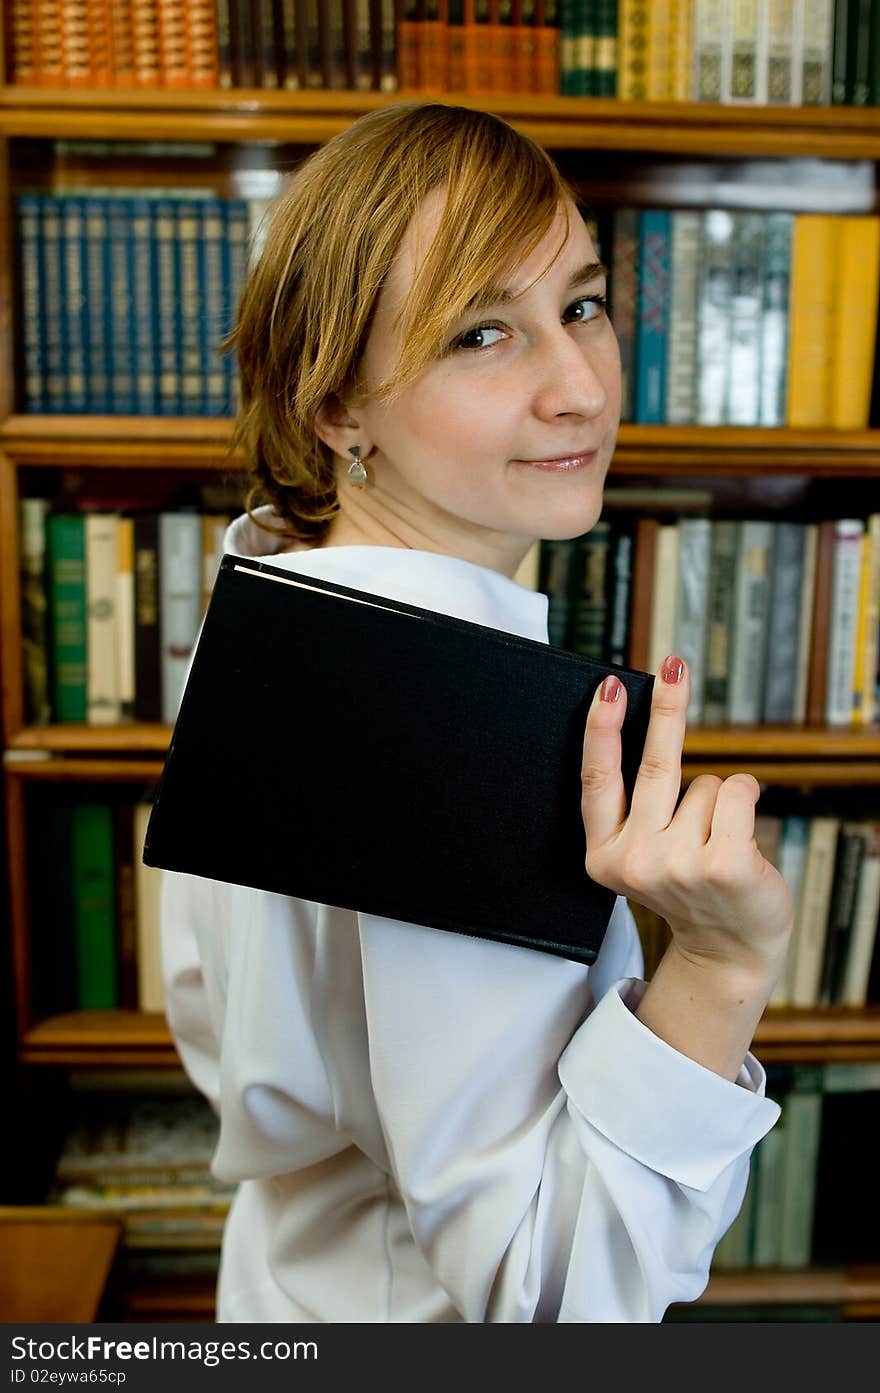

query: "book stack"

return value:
[539, 508, 880, 730]
[15, 190, 272, 416]
[609, 208, 880, 429]
[713, 1062, 880, 1272]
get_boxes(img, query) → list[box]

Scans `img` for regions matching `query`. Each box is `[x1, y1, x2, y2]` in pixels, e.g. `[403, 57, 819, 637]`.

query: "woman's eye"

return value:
[451, 294, 607, 353]
[565, 293, 607, 323]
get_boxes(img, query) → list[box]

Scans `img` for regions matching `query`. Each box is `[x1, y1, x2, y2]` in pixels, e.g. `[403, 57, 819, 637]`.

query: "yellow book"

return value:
[853, 514, 880, 726]
[647, 0, 673, 99]
[831, 216, 880, 430]
[786, 215, 839, 427]
[670, 0, 693, 99]
[617, 0, 650, 99]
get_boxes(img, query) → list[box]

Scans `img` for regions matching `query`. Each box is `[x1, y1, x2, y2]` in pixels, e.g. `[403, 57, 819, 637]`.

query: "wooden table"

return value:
[0, 1207, 122, 1322]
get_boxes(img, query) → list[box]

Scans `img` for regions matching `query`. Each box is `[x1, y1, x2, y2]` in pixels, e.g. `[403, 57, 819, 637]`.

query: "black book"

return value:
[143, 554, 655, 964]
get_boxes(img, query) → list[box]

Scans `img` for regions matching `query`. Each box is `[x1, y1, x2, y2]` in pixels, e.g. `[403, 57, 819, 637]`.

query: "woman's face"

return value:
[324, 186, 621, 576]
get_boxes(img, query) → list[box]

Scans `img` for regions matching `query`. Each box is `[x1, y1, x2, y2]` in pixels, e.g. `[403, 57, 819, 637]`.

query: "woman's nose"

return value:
[529, 326, 611, 421]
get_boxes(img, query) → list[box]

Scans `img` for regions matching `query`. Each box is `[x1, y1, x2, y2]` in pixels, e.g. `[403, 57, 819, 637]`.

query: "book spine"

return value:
[135, 802, 166, 1012]
[109, 0, 135, 85]
[424, 0, 449, 89]
[726, 0, 764, 102]
[765, 0, 794, 101]
[777, 1070, 824, 1268]
[85, 511, 121, 725]
[62, 195, 89, 412]
[35, 0, 64, 84]
[762, 522, 806, 722]
[177, 199, 203, 414]
[153, 197, 181, 415]
[88, 0, 113, 85]
[47, 513, 87, 722]
[791, 816, 841, 1007]
[751, 1120, 786, 1266]
[131, 197, 158, 416]
[255, 0, 278, 86]
[818, 822, 868, 1007]
[108, 197, 136, 413]
[801, 0, 832, 102]
[847, 0, 871, 104]
[568, 522, 612, 660]
[131, 0, 161, 88]
[538, 539, 578, 647]
[759, 210, 792, 426]
[668, 0, 691, 97]
[793, 522, 818, 723]
[787, 215, 837, 427]
[606, 519, 634, 668]
[224, 199, 251, 415]
[157, 0, 190, 89]
[17, 193, 46, 412]
[664, 210, 700, 424]
[188, 0, 219, 87]
[696, 208, 734, 426]
[200, 199, 228, 416]
[29, 800, 78, 1015]
[114, 800, 138, 1008]
[133, 512, 162, 723]
[216, 0, 234, 85]
[72, 801, 118, 1009]
[610, 207, 639, 423]
[692, 0, 725, 100]
[616, 0, 648, 98]
[831, 216, 880, 429]
[647, 523, 679, 674]
[116, 516, 136, 722]
[674, 516, 712, 725]
[350, 0, 374, 87]
[769, 815, 810, 1006]
[60, 0, 91, 85]
[701, 519, 739, 725]
[82, 197, 111, 414]
[727, 519, 773, 724]
[40, 195, 67, 412]
[8, 0, 38, 83]
[533, 0, 559, 91]
[448, 0, 467, 87]
[19, 497, 53, 726]
[634, 208, 669, 424]
[646, 0, 672, 100]
[839, 822, 880, 1006]
[159, 512, 203, 722]
[726, 211, 764, 425]
[825, 518, 865, 725]
[855, 512, 880, 728]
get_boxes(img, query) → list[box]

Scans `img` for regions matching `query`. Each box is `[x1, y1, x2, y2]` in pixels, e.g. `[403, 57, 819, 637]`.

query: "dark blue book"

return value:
[61, 196, 89, 412]
[40, 195, 67, 414]
[17, 193, 47, 413]
[200, 198, 229, 417]
[635, 209, 670, 424]
[131, 197, 158, 417]
[108, 196, 136, 413]
[224, 199, 251, 416]
[152, 196, 181, 415]
[83, 196, 112, 414]
[177, 197, 204, 415]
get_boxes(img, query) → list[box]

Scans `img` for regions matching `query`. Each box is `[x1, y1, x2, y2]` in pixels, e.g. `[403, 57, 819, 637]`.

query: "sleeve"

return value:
[357, 895, 780, 1323]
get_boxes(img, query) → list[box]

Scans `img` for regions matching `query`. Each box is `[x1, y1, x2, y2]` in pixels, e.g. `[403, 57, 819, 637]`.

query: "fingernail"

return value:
[661, 655, 684, 685]
[600, 675, 621, 703]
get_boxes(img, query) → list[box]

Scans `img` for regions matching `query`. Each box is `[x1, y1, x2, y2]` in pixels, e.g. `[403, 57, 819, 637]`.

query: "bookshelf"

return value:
[2, 12, 880, 1323]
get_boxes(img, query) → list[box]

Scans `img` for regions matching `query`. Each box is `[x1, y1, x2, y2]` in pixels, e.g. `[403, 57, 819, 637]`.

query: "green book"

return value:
[72, 802, 118, 1010]
[46, 513, 87, 723]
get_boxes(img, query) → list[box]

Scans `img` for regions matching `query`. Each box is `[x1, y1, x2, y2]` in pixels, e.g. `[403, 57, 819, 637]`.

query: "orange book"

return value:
[109, 0, 135, 85]
[59, 0, 91, 86]
[831, 216, 880, 430]
[87, 0, 113, 85]
[397, 0, 421, 88]
[490, 0, 516, 91]
[130, 0, 161, 88]
[513, 0, 536, 93]
[421, 0, 448, 91]
[464, 0, 491, 91]
[787, 215, 838, 428]
[532, 0, 558, 94]
[9, 0, 38, 83]
[447, 0, 466, 88]
[32, 0, 62, 85]
[157, 0, 190, 88]
[805, 518, 836, 726]
[187, 0, 219, 88]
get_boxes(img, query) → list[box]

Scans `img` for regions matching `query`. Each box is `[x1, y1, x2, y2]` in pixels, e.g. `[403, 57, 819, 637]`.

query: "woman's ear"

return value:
[314, 393, 376, 464]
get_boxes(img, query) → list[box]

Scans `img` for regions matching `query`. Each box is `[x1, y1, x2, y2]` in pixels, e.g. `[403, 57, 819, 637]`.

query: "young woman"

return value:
[161, 101, 794, 1323]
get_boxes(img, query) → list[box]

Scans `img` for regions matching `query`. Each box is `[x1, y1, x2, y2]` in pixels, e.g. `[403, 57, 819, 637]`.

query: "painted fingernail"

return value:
[600, 675, 621, 702]
[661, 655, 684, 685]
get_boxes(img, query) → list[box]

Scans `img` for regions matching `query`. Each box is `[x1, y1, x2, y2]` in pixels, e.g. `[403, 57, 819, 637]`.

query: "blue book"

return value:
[200, 198, 229, 417]
[177, 197, 203, 415]
[61, 196, 89, 412]
[635, 209, 670, 423]
[40, 195, 68, 413]
[152, 196, 181, 415]
[131, 197, 158, 416]
[107, 196, 136, 413]
[17, 193, 47, 413]
[224, 199, 251, 416]
[83, 196, 112, 414]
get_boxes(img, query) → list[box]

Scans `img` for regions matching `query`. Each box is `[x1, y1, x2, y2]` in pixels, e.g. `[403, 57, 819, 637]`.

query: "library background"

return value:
[0, 0, 879, 1324]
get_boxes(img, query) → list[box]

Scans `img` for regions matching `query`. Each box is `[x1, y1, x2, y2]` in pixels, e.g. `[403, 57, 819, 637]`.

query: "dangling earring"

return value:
[347, 444, 368, 488]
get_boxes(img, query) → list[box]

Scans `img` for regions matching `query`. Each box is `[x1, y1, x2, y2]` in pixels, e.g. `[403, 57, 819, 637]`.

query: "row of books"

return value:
[48, 1091, 233, 1251]
[609, 208, 880, 429]
[20, 500, 233, 727]
[542, 511, 880, 728]
[714, 1063, 880, 1271]
[763, 813, 880, 1009]
[15, 191, 269, 416]
[28, 793, 165, 1015]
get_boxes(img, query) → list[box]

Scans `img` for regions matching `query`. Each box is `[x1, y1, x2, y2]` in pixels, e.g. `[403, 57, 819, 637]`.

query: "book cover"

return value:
[818, 820, 869, 1007]
[674, 516, 712, 725]
[594, 0, 617, 95]
[135, 801, 165, 1012]
[726, 211, 764, 425]
[85, 511, 121, 725]
[115, 799, 139, 1009]
[616, 0, 648, 98]
[696, 209, 734, 426]
[787, 214, 837, 428]
[701, 519, 739, 726]
[533, 0, 559, 92]
[133, 512, 162, 724]
[19, 496, 52, 726]
[778, 1065, 824, 1269]
[568, 521, 612, 660]
[727, 519, 773, 725]
[72, 800, 118, 1010]
[665, 210, 700, 425]
[144, 556, 656, 965]
[635, 209, 669, 424]
[831, 216, 880, 430]
[159, 512, 203, 723]
[768, 814, 810, 1007]
[646, 522, 679, 674]
[538, 538, 579, 647]
[759, 210, 792, 426]
[47, 512, 87, 723]
[853, 513, 880, 727]
[839, 821, 880, 1007]
[762, 521, 806, 723]
[17, 193, 46, 412]
[610, 207, 639, 423]
[825, 518, 865, 726]
[805, 518, 836, 726]
[790, 815, 841, 1008]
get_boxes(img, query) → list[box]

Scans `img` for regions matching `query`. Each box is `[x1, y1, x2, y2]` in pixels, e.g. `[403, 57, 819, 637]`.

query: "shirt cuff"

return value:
[558, 977, 781, 1194]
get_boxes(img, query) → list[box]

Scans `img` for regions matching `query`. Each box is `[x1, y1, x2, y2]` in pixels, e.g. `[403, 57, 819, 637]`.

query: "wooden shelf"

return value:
[5, 416, 880, 475]
[696, 1265, 880, 1315]
[5, 90, 880, 156]
[18, 1005, 880, 1067]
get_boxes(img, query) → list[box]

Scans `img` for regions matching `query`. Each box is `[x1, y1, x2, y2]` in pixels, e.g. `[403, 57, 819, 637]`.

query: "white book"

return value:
[727, 212, 764, 425]
[693, 0, 727, 101]
[727, 519, 773, 724]
[134, 800, 165, 1014]
[839, 823, 880, 1007]
[793, 523, 818, 724]
[665, 211, 701, 425]
[725, 0, 768, 103]
[116, 516, 135, 723]
[825, 518, 866, 726]
[752, 1120, 786, 1266]
[648, 524, 680, 675]
[674, 517, 713, 724]
[800, 0, 833, 104]
[697, 210, 735, 425]
[769, 815, 810, 1007]
[789, 0, 805, 103]
[159, 512, 204, 724]
[790, 816, 842, 1008]
[764, 0, 795, 101]
[855, 513, 880, 727]
[759, 212, 793, 426]
[85, 512, 121, 726]
[778, 1071, 824, 1268]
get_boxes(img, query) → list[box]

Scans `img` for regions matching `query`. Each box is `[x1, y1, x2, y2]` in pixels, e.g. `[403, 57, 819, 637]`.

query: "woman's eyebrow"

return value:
[465, 259, 607, 313]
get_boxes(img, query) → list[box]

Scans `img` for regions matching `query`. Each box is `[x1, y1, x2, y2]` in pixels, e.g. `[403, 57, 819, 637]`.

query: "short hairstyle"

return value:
[228, 101, 583, 547]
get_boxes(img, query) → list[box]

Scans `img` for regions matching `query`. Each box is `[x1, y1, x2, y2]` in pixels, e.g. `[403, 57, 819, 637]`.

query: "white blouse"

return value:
[160, 506, 781, 1323]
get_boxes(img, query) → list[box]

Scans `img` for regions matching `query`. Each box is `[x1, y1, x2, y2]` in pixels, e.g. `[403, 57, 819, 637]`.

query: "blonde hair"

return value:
[228, 101, 582, 547]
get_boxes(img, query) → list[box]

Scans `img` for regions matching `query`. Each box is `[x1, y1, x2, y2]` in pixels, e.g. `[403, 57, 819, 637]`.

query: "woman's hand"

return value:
[581, 655, 795, 989]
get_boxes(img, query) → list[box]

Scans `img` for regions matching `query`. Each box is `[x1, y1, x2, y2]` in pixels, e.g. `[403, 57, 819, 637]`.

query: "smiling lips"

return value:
[513, 450, 598, 471]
